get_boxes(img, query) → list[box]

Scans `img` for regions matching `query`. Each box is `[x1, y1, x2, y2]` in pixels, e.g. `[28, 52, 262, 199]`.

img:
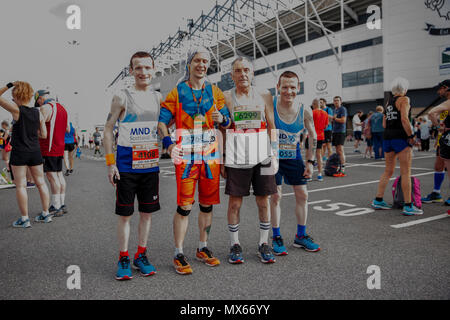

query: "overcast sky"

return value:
[0, 0, 214, 132]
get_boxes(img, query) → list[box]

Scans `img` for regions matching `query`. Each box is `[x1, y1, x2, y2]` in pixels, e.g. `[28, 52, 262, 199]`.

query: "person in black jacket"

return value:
[0, 81, 51, 228]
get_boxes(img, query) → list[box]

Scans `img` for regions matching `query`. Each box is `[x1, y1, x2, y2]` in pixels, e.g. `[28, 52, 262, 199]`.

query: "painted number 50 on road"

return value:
[311, 200, 374, 216]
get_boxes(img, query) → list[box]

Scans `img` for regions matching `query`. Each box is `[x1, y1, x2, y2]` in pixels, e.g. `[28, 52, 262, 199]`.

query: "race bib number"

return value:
[127, 121, 159, 169]
[233, 106, 262, 130]
[278, 144, 297, 159]
[132, 143, 159, 169]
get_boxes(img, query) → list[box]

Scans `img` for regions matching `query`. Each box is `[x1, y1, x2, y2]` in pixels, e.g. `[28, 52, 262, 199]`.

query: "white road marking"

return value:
[282, 171, 434, 196]
[390, 214, 449, 228]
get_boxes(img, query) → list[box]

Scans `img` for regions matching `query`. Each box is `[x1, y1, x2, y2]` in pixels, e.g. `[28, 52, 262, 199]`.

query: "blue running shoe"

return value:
[371, 199, 392, 210]
[257, 243, 276, 263]
[116, 256, 133, 280]
[272, 236, 288, 256]
[445, 198, 450, 206]
[317, 175, 323, 182]
[293, 234, 321, 252]
[12, 217, 31, 228]
[35, 212, 52, 223]
[228, 244, 244, 264]
[402, 204, 423, 216]
[421, 192, 443, 204]
[133, 251, 156, 277]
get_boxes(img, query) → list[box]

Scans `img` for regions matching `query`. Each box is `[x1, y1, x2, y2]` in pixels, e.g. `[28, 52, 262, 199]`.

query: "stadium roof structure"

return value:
[109, 0, 380, 87]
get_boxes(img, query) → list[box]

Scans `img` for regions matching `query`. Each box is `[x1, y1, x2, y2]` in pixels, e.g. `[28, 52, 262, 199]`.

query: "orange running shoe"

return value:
[196, 247, 221, 267]
[333, 171, 346, 177]
[173, 253, 193, 275]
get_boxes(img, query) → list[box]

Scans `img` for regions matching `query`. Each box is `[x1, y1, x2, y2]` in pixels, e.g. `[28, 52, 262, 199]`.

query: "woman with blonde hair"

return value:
[371, 77, 423, 215]
[0, 81, 51, 228]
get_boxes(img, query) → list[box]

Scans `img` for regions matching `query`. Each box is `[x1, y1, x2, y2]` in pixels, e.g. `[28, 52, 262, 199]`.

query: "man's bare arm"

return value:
[263, 91, 276, 143]
[429, 100, 450, 126]
[104, 95, 124, 156]
[304, 106, 317, 161]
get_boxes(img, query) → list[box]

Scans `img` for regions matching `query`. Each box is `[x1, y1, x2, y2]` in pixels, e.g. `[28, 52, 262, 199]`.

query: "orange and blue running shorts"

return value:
[175, 161, 220, 206]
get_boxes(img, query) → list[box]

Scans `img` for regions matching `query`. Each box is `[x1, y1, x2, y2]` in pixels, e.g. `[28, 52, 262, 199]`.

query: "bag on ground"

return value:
[392, 176, 422, 209]
[324, 153, 341, 176]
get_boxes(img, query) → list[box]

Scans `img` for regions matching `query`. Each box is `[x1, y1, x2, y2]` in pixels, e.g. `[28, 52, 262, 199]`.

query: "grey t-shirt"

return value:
[93, 132, 101, 143]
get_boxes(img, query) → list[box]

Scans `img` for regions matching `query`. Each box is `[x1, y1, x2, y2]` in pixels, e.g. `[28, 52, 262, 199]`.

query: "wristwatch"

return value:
[407, 134, 415, 139]
[307, 160, 315, 164]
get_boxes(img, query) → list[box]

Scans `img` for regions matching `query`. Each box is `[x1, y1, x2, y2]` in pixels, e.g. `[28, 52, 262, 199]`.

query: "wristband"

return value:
[220, 116, 230, 127]
[105, 153, 116, 166]
[6, 83, 13, 89]
[162, 136, 174, 149]
[407, 134, 415, 139]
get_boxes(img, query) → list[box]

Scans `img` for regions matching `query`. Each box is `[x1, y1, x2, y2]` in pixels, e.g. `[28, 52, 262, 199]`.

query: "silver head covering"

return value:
[177, 46, 210, 85]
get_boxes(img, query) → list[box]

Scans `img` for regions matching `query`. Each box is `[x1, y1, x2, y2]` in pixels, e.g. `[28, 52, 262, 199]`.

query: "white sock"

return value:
[52, 194, 61, 209]
[198, 241, 207, 250]
[21, 216, 29, 221]
[60, 193, 65, 206]
[259, 222, 271, 246]
[174, 247, 183, 257]
[228, 224, 240, 246]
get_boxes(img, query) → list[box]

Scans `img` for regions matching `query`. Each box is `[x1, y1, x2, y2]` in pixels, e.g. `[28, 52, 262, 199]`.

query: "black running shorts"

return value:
[10, 150, 43, 167]
[43, 156, 63, 172]
[225, 162, 277, 197]
[332, 132, 346, 146]
[65, 143, 76, 152]
[115, 172, 160, 216]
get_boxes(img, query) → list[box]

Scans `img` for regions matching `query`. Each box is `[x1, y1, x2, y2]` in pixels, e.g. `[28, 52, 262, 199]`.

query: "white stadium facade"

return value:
[109, 0, 450, 129]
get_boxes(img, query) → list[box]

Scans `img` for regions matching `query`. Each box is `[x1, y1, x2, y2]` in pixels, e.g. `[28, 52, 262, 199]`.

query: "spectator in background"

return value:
[352, 110, 363, 153]
[320, 98, 333, 161]
[414, 117, 422, 151]
[363, 111, 374, 158]
[370, 106, 385, 160]
[420, 117, 431, 152]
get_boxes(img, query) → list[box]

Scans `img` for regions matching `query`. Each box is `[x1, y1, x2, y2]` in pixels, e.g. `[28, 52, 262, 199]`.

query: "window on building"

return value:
[342, 68, 383, 88]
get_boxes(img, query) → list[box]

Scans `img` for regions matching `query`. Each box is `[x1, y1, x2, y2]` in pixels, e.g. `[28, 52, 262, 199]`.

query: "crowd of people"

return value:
[2, 48, 449, 281]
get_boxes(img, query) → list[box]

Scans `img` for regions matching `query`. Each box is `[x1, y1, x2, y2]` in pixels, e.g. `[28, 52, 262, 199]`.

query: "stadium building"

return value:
[109, 0, 450, 126]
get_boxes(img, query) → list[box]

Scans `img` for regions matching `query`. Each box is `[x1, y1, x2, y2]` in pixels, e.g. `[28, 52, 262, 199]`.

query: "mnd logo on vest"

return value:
[129, 127, 158, 143]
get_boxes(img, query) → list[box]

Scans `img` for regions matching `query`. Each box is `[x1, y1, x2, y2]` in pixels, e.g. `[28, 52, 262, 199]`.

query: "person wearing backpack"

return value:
[371, 77, 423, 216]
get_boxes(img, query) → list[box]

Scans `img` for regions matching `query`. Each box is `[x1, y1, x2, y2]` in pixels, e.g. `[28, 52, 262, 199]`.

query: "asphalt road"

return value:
[0, 142, 449, 300]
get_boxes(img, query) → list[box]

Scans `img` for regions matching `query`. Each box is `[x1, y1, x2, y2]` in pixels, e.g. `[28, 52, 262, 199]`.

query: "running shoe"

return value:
[371, 199, 392, 210]
[69, 170, 73, 174]
[306, 178, 313, 182]
[317, 175, 323, 182]
[12, 217, 31, 228]
[48, 205, 58, 214]
[64, 170, 70, 176]
[34, 212, 52, 223]
[26, 182, 36, 188]
[60, 205, 68, 214]
[445, 198, 450, 206]
[421, 192, 443, 203]
[196, 247, 220, 267]
[322, 156, 327, 161]
[402, 204, 423, 216]
[133, 251, 156, 276]
[272, 236, 288, 256]
[257, 243, 276, 263]
[116, 256, 133, 280]
[333, 172, 347, 177]
[173, 253, 193, 275]
[52, 208, 64, 217]
[228, 243, 244, 264]
[293, 234, 321, 252]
